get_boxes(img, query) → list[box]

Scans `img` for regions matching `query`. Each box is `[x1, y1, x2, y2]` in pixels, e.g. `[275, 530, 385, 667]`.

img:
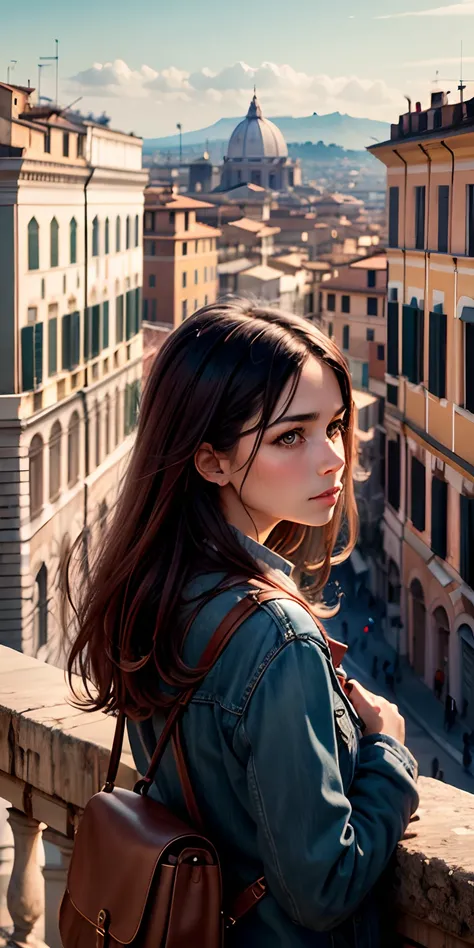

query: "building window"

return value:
[367, 328, 375, 342]
[77, 134, 84, 158]
[34, 564, 48, 653]
[411, 456, 426, 532]
[460, 494, 474, 588]
[124, 380, 140, 435]
[91, 304, 100, 357]
[182, 299, 188, 321]
[114, 387, 120, 446]
[388, 186, 399, 248]
[50, 217, 59, 267]
[428, 311, 447, 398]
[144, 211, 154, 232]
[182, 241, 188, 256]
[48, 317, 57, 376]
[104, 394, 110, 457]
[21, 323, 43, 391]
[438, 185, 449, 253]
[387, 383, 398, 406]
[194, 299, 198, 312]
[367, 297, 378, 317]
[149, 274, 156, 288]
[62, 311, 80, 370]
[126, 216, 131, 250]
[63, 132, 69, 157]
[182, 272, 187, 288]
[341, 295, 350, 314]
[145, 239, 155, 256]
[184, 212, 189, 231]
[415, 185, 426, 250]
[95, 400, 101, 468]
[387, 436, 401, 511]
[116, 216, 121, 252]
[342, 325, 350, 351]
[135, 214, 140, 247]
[327, 321, 333, 339]
[431, 476, 448, 559]
[70, 217, 77, 264]
[377, 344, 385, 361]
[143, 299, 149, 321]
[387, 301, 399, 376]
[28, 218, 40, 271]
[402, 304, 424, 385]
[204, 266, 208, 282]
[116, 294, 124, 343]
[105, 217, 110, 255]
[204, 294, 208, 306]
[327, 293, 336, 312]
[169, 211, 175, 227]
[194, 269, 198, 284]
[44, 128, 51, 153]
[367, 270, 376, 289]
[467, 185, 474, 257]
[49, 420, 62, 501]
[102, 300, 109, 349]
[91, 216, 101, 257]
[151, 299, 157, 321]
[67, 411, 80, 487]
[29, 434, 44, 518]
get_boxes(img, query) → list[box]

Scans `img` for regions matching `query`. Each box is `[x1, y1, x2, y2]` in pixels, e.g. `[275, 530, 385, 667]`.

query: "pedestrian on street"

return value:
[371, 655, 379, 679]
[383, 660, 395, 694]
[463, 734, 473, 774]
[434, 667, 445, 700]
[341, 619, 349, 645]
[430, 757, 439, 779]
[444, 694, 457, 732]
[437, 770, 444, 782]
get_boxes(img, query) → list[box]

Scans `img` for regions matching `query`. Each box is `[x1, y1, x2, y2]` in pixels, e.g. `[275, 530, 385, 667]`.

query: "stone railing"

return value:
[0, 643, 473, 948]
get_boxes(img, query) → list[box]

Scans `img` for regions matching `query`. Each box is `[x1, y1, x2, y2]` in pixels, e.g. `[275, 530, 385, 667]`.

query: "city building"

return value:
[370, 90, 474, 726]
[319, 254, 387, 592]
[219, 216, 280, 264]
[220, 93, 301, 192]
[143, 189, 220, 327]
[0, 82, 146, 661]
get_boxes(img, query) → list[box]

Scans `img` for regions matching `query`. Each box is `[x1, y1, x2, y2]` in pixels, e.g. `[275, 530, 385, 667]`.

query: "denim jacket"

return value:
[127, 532, 419, 947]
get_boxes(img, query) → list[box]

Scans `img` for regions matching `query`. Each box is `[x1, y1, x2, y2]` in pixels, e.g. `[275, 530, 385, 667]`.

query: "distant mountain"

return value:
[144, 112, 390, 154]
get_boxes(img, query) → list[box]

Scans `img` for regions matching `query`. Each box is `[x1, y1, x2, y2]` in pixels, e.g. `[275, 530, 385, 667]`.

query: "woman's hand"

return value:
[344, 679, 406, 745]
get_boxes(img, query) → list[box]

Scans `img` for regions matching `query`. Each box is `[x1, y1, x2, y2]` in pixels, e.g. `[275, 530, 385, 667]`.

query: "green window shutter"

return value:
[134, 287, 141, 331]
[438, 185, 449, 253]
[62, 313, 72, 370]
[71, 311, 80, 368]
[50, 218, 59, 267]
[411, 457, 426, 532]
[34, 322, 43, 386]
[70, 218, 77, 264]
[21, 326, 34, 391]
[48, 318, 57, 375]
[387, 436, 401, 511]
[402, 305, 424, 384]
[28, 219, 39, 270]
[387, 301, 399, 376]
[116, 295, 124, 343]
[91, 305, 100, 357]
[126, 290, 133, 340]
[428, 311, 447, 398]
[103, 301, 109, 349]
[83, 308, 90, 361]
[431, 476, 448, 559]
[388, 187, 399, 248]
[460, 495, 474, 587]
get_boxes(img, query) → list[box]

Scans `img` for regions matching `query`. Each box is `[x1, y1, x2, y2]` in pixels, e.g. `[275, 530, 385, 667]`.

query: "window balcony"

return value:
[0, 645, 473, 948]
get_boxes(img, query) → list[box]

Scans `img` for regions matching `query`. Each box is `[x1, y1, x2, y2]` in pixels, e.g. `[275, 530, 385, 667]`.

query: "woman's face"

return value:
[218, 356, 347, 541]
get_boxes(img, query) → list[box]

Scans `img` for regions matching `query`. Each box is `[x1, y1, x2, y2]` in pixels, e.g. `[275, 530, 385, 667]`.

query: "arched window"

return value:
[126, 215, 131, 250]
[67, 411, 80, 487]
[49, 420, 62, 501]
[433, 606, 450, 694]
[34, 563, 48, 653]
[114, 387, 120, 446]
[104, 393, 110, 456]
[50, 217, 59, 267]
[70, 217, 77, 264]
[92, 216, 99, 257]
[116, 216, 121, 252]
[135, 213, 140, 247]
[105, 217, 110, 255]
[29, 434, 44, 518]
[28, 217, 40, 270]
[95, 399, 101, 467]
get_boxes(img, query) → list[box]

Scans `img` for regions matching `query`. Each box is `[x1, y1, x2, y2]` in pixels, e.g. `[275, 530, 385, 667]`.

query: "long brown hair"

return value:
[65, 301, 358, 719]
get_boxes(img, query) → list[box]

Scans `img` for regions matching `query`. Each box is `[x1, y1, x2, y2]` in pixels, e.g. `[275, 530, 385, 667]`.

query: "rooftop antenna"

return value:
[40, 39, 59, 105]
[176, 122, 183, 163]
[6, 60, 17, 84]
[37, 62, 51, 106]
[459, 40, 466, 104]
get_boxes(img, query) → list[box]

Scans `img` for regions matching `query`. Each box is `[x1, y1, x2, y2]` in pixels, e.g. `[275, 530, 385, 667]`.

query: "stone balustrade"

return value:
[0, 643, 473, 948]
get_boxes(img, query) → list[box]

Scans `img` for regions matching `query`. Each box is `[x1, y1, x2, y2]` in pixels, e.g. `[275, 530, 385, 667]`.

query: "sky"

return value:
[2, 0, 474, 139]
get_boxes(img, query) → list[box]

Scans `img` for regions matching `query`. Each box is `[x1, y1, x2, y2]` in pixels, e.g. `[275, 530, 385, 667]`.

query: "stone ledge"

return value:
[1, 645, 474, 943]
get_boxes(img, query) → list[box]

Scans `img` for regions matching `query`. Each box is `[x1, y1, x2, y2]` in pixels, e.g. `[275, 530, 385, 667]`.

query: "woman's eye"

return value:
[275, 428, 305, 448]
[327, 420, 346, 441]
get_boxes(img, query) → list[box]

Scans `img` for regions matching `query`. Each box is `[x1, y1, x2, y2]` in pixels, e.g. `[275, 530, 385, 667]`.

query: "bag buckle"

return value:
[96, 908, 110, 947]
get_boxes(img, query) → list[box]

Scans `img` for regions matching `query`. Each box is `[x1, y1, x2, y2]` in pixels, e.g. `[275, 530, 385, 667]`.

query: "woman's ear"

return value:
[194, 443, 231, 486]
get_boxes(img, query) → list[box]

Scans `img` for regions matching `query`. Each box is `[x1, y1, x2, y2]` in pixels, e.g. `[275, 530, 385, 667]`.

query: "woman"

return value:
[66, 301, 418, 947]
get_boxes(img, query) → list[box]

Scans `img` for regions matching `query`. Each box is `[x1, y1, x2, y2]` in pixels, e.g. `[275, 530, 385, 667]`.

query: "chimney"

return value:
[415, 101, 422, 113]
[431, 90, 448, 109]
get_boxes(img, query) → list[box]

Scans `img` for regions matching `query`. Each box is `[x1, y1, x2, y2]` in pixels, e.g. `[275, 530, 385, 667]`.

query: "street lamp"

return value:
[40, 39, 59, 105]
[7, 60, 17, 84]
[176, 123, 183, 163]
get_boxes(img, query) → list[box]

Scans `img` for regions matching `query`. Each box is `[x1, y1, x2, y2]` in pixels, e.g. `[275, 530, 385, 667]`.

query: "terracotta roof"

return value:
[303, 261, 332, 271]
[350, 254, 387, 270]
[321, 266, 387, 293]
[145, 191, 214, 210]
[0, 81, 34, 95]
[226, 217, 280, 237]
[157, 223, 221, 239]
[239, 264, 282, 282]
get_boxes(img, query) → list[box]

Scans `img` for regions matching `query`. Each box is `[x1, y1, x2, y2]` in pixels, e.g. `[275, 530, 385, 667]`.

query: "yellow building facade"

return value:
[370, 92, 474, 727]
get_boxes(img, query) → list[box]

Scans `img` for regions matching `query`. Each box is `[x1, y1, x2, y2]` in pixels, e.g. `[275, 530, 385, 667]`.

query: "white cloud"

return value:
[69, 58, 405, 122]
[378, 0, 474, 18]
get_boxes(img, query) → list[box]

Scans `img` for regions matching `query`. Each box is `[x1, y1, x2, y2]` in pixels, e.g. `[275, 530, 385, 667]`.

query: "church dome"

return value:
[226, 94, 288, 160]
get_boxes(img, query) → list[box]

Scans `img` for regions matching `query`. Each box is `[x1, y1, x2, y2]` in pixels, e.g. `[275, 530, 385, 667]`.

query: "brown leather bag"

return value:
[59, 580, 348, 947]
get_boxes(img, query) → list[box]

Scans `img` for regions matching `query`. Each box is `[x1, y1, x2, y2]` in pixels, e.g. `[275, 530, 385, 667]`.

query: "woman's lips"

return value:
[309, 487, 342, 505]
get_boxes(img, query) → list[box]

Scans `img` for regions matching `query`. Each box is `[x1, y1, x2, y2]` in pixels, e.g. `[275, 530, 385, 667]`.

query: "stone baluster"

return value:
[42, 829, 74, 948]
[6, 808, 47, 948]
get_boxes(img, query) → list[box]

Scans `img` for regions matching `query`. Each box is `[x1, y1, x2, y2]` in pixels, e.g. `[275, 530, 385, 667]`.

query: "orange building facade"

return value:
[143, 190, 220, 328]
[370, 91, 474, 727]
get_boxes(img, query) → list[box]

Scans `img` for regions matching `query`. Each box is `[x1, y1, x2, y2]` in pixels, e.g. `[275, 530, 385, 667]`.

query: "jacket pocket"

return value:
[333, 694, 357, 755]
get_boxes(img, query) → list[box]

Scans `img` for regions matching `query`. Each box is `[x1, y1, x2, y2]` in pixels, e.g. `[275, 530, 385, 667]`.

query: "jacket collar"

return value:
[233, 527, 293, 579]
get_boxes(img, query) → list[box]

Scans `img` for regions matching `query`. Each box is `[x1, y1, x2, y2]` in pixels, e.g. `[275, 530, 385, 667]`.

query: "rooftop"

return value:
[239, 264, 282, 282]
[370, 90, 474, 148]
[145, 190, 214, 211]
[226, 217, 280, 237]
[217, 257, 253, 275]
